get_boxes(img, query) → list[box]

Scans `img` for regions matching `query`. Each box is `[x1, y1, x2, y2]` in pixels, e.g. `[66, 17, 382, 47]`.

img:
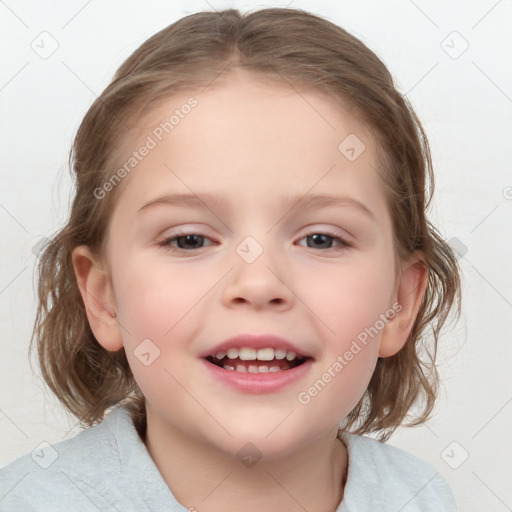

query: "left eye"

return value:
[297, 233, 350, 250]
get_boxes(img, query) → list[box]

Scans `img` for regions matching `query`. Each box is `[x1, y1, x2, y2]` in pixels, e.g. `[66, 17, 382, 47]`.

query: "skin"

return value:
[73, 68, 427, 512]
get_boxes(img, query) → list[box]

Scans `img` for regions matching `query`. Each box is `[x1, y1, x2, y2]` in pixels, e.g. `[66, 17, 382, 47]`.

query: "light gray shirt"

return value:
[0, 406, 457, 511]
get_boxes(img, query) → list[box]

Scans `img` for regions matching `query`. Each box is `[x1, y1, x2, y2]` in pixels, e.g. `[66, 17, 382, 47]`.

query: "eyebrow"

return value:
[137, 192, 376, 222]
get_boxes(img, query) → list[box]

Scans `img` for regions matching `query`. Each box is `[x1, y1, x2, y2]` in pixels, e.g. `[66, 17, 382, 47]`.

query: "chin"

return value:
[211, 418, 322, 462]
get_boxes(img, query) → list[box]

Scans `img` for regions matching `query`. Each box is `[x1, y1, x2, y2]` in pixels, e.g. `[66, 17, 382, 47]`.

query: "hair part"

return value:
[32, 7, 461, 440]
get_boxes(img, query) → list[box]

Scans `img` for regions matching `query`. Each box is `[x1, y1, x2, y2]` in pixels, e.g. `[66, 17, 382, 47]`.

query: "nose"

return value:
[221, 240, 294, 311]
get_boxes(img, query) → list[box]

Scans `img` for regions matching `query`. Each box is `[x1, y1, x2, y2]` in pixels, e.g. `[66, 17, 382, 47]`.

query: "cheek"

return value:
[112, 256, 208, 341]
[111, 254, 215, 392]
[113, 258, 211, 420]
[297, 347, 378, 423]
[292, 256, 393, 415]
[298, 253, 395, 340]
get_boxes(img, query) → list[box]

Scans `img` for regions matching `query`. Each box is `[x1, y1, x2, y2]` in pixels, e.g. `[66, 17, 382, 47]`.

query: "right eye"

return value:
[158, 233, 215, 251]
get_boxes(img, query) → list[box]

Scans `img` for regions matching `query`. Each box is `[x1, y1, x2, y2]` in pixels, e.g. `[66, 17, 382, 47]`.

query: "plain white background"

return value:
[1, 0, 511, 510]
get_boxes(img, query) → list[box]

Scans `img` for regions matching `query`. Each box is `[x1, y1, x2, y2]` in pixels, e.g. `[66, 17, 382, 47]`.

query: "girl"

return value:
[0, 7, 461, 511]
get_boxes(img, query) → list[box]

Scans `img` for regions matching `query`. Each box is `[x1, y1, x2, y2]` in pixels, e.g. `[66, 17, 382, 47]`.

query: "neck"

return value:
[143, 410, 348, 512]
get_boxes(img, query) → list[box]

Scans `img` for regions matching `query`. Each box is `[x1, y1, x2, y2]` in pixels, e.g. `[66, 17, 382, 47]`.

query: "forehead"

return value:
[109, 69, 386, 221]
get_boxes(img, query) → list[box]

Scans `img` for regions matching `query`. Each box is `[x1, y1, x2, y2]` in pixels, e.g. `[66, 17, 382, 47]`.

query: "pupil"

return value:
[309, 234, 331, 249]
[178, 234, 203, 249]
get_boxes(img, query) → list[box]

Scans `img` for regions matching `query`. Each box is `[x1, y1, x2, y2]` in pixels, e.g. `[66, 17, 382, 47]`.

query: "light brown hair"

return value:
[32, 7, 461, 441]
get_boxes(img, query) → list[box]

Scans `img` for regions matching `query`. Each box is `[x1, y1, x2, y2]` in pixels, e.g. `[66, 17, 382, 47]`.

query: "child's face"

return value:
[104, 69, 401, 457]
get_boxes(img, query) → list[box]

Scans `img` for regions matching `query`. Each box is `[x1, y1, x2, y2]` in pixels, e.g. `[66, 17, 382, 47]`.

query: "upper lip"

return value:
[199, 333, 314, 359]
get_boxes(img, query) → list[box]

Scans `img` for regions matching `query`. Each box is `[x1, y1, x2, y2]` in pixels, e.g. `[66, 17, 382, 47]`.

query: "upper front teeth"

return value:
[216, 348, 299, 361]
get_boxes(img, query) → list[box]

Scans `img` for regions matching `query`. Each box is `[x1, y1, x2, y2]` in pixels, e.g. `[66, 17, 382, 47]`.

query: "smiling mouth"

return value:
[205, 347, 310, 373]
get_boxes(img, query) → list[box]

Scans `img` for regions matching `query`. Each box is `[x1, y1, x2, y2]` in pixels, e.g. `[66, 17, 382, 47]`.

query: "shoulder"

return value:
[0, 407, 123, 511]
[339, 433, 458, 512]
[0, 406, 176, 512]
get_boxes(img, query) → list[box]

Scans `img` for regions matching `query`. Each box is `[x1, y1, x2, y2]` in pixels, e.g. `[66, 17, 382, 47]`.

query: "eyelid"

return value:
[296, 224, 354, 242]
[159, 224, 351, 240]
[159, 224, 215, 239]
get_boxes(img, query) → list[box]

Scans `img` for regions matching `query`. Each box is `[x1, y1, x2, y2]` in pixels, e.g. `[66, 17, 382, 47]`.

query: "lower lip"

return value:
[201, 358, 313, 394]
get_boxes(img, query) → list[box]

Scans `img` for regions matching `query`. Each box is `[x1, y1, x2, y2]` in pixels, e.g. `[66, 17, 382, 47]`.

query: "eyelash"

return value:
[157, 231, 351, 252]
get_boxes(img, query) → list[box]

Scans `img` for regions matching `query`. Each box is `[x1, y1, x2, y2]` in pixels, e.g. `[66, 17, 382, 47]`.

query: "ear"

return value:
[378, 252, 429, 358]
[71, 245, 123, 352]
